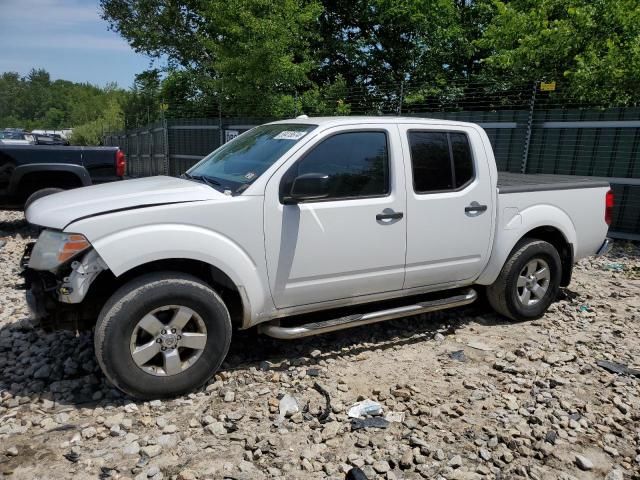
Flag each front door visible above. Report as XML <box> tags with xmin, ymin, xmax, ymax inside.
<box><xmin>264</xmin><ymin>126</ymin><xmax>407</xmax><ymax>308</ymax></box>
<box><xmin>399</xmin><ymin>125</ymin><xmax>494</xmax><ymax>288</ymax></box>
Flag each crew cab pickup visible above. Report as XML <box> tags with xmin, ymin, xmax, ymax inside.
<box><xmin>0</xmin><ymin>144</ymin><xmax>126</xmax><ymax>209</ymax></box>
<box><xmin>22</xmin><ymin>117</ymin><xmax>612</xmax><ymax>399</ymax></box>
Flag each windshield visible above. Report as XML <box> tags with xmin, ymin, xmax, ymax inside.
<box><xmin>186</xmin><ymin>123</ymin><xmax>316</xmax><ymax>193</ymax></box>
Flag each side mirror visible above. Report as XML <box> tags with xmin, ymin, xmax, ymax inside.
<box><xmin>284</xmin><ymin>173</ymin><xmax>330</xmax><ymax>204</ymax></box>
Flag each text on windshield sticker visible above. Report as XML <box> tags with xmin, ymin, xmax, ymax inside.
<box><xmin>273</xmin><ymin>131</ymin><xmax>307</xmax><ymax>140</ymax></box>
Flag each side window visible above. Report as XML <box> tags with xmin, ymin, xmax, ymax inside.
<box><xmin>408</xmin><ymin>131</ymin><xmax>474</xmax><ymax>193</ymax></box>
<box><xmin>281</xmin><ymin>131</ymin><xmax>389</xmax><ymax>201</ymax></box>
<box><xmin>450</xmin><ymin>133</ymin><xmax>473</xmax><ymax>188</ymax></box>
<box><xmin>408</xmin><ymin>132</ymin><xmax>452</xmax><ymax>191</ymax></box>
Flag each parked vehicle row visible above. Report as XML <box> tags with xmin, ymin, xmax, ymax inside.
<box><xmin>0</xmin><ymin>129</ymin><xmax>32</xmax><ymax>145</ymax></box>
<box><xmin>0</xmin><ymin>129</ymin><xmax>70</xmax><ymax>146</ymax></box>
<box><xmin>22</xmin><ymin>116</ymin><xmax>612</xmax><ymax>399</ymax></box>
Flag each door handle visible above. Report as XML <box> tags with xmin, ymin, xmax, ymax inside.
<box><xmin>376</xmin><ymin>211</ymin><xmax>404</xmax><ymax>221</ymax></box>
<box><xmin>465</xmin><ymin>202</ymin><xmax>487</xmax><ymax>213</ymax></box>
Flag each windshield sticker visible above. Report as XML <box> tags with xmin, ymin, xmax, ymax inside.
<box><xmin>244</xmin><ymin>171</ymin><xmax>256</xmax><ymax>180</ymax></box>
<box><xmin>273</xmin><ymin>130</ymin><xmax>307</xmax><ymax>140</ymax></box>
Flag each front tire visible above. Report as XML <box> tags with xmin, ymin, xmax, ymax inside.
<box><xmin>487</xmin><ymin>239</ymin><xmax>562</xmax><ymax>321</ymax></box>
<box><xmin>94</xmin><ymin>272</ymin><xmax>232</xmax><ymax>399</ymax></box>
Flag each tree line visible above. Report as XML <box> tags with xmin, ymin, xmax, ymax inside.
<box><xmin>2</xmin><ymin>0</ymin><xmax>638</xmax><ymax>144</ymax></box>
<box><xmin>0</xmin><ymin>69</ymin><xmax>126</xmax><ymax>145</ymax></box>
<box><xmin>102</xmin><ymin>0</ymin><xmax>640</xmax><ymax>124</ymax></box>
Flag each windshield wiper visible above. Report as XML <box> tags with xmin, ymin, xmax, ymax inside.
<box><xmin>184</xmin><ymin>173</ymin><xmax>222</xmax><ymax>189</ymax></box>
<box><xmin>234</xmin><ymin>183</ymin><xmax>252</xmax><ymax>194</ymax></box>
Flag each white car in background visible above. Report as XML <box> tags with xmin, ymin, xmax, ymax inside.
<box><xmin>0</xmin><ymin>130</ymin><xmax>33</xmax><ymax>145</ymax></box>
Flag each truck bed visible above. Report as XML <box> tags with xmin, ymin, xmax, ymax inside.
<box><xmin>497</xmin><ymin>172</ymin><xmax>610</xmax><ymax>194</ymax></box>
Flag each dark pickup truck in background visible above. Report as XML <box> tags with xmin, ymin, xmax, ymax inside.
<box><xmin>0</xmin><ymin>144</ymin><xmax>126</xmax><ymax>209</ymax></box>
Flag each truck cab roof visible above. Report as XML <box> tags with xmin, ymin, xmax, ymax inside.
<box><xmin>268</xmin><ymin>116</ymin><xmax>480</xmax><ymax>129</ymax></box>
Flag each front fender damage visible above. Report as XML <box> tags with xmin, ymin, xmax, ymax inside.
<box><xmin>59</xmin><ymin>249</ymin><xmax>108</xmax><ymax>304</ymax></box>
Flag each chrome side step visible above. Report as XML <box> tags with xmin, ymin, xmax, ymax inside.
<box><xmin>258</xmin><ymin>289</ymin><xmax>477</xmax><ymax>340</ymax></box>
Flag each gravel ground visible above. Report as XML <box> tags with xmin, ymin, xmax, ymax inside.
<box><xmin>1</xmin><ymin>210</ymin><xmax>639</xmax><ymax>480</ymax></box>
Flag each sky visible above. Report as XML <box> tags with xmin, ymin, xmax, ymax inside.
<box><xmin>0</xmin><ymin>0</ymin><xmax>160</xmax><ymax>88</ymax></box>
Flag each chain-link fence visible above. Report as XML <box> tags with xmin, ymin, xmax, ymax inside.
<box><xmin>105</xmin><ymin>80</ymin><xmax>640</xmax><ymax>239</ymax></box>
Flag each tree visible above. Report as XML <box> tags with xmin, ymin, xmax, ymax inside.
<box><xmin>121</xmin><ymin>69</ymin><xmax>163</xmax><ymax>126</ymax></box>
<box><xmin>477</xmin><ymin>0</ymin><xmax>640</xmax><ymax>104</ymax></box>
<box><xmin>69</xmin><ymin>100</ymin><xmax>125</xmax><ymax>145</ymax></box>
<box><xmin>0</xmin><ymin>69</ymin><xmax>128</xmax><ymax>140</ymax></box>
<box><xmin>43</xmin><ymin>107</ymin><xmax>66</xmax><ymax>128</ymax></box>
<box><xmin>313</xmin><ymin>0</ymin><xmax>465</xmax><ymax>86</ymax></box>
<box><xmin>100</xmin><ymin>0</ymin><xmax>322</xmax><ymax>115</ymax></box>
<box><xmin>101</xmin><ymin>0</ymin><xmax>640</xmax><ymax>118</ymax></box>
<box><xmin>101</xmin><ymin>0</ymin><xmax>515</xmax><ymax>116</ymax></box>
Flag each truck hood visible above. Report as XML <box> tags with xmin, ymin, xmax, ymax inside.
<box><xmin>26</xmin><ymin>176</ymin><xmax>225</xmax><ymax>229</ymax></box>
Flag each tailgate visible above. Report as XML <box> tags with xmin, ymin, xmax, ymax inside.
<box><xmin>81</xmin><ymin>147</ymin><xmax>120</xmax><ymax>182</ymax></box>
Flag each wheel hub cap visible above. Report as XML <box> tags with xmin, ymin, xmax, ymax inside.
<box><xmin>160</xmin><ymin>332</ymin><xmax>179</xmax><ymax>348</ymax></box>
<box><xmin>129</xmin><ymin>305</ymin><xmax>208</xmax><ymax>377</ymax></box>
<box><xmin>516</xmin><ymin>258</ymin><xmax>551</xmax><ymax>307</ymax></box>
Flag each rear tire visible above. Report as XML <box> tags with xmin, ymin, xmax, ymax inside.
<box><xmin>94</xmin><ymin>272</ymin><xmax>232</xmax><ymax>399</ymax></box>
<box><xmin>487</xmin><ymin>239</ymin><xmax>562</xmax><ymax>321</ymax></box>
<box><xmin>24</xmin><ymin>187</ymin><xmax>64</xmax><ymax>211</ymax></box>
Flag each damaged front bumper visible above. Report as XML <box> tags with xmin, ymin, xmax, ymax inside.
<box><xmin>21</xmin><ymin>243</ymin><xmax>60</xmax><ymax>321</ymax></box>
<box><xmin>20</xmin><ymin>242</ymin><xmax>107</xmax><ymax>329</ymax></box>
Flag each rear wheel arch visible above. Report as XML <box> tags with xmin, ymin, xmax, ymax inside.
<box><xmin>519</xmin><ymin>226</ymin><xmax>573</xmax><ymax>286</ymax></box>
<box><xmin>11</xmin><ymin>165</ymin><xmax>90</xmax><ymax>199</ymax></box>
<box><xmin>477</xmin><ymin>206</ymin><xmax>577</xmax><ymax>287</ymax></box>
<box><xmin>487</xmin><ymin>238</ymin><xmax>563</xmax><ymax>321</ymax></box>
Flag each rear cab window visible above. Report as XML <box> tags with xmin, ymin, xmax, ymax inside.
<box><xmin>408</xmin><ymin>130</ymin><xmax>475</xmax><ymax>194</ymax></box>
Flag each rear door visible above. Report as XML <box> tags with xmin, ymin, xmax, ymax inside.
<box><xmin>264</xmin><ymin>125</ymin><xmax>407</xmax><ymax>308</ymax></box>
<box><xmin>399</xmin><ymin>125</ymin><xmax>494</xmax><ymax>288</ymax></box>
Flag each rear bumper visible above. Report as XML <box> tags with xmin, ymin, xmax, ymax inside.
<box><xmin>596</xmin><ymin>238</ymin><xmax>613</xmax><ymax>256</ymax></box>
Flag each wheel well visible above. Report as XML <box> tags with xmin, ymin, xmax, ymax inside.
<box><xmin>19</xmin><ymin>171</ymin><xmax>82</xmax><ymax>198</ymax></box>
<box><xmin>85</xmin><ymin>259</ymin><xmax>245</xmax><ymax>329</ymax></box>
<box><xmin>522</xmin><ymin>226</ymin><xmax>573</xmax><ymax>286</ymax></box>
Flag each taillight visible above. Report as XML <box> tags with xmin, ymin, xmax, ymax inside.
<box><xmin>116</xmin><ymin>149</ymin><xmax>126</xmax><ymax>177</ymax></box>
<box><xmin>605</xmin><ymin>189</ymin><xmax>614</xmax><ymax>225</ymax></box>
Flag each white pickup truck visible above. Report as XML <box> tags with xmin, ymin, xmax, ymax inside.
<box><xmin>23</xmin><ymin>116</ymin><xmax>612</xmax><ymax>399</ymax></box>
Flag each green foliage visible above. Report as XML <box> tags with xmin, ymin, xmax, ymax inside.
<box><xmin>2</xmin><ymin>0</ymin><xmax>637</xmax><ymax>135</ymax></box>
<box><xmin>100</xmin><ymin>0</ymin><xmax>322</xmax><ymax>116</ymax></box>
<box><xmin>312</xmin><ymin>0</ymin><xmax>474</xmax><ymax>86</ymax></box>
<box><xmin>101</xmin><ymin>0</ymin><xmax>639</xmax><ymax>113</ymax></box>
<box><xmin>477</xmin><ymin>0</ymin><xmax>640</xmax><ymax>104</ymax></box>
<box><xmin>200</xmin><ymin>0</ymin><xmax>322</xmax><ymax>113</ymax></box>
<box><xmin>68</xmin><ymin>100</ymin><xmax>125</xmax><ymax>145</ymax></box>
<box><xmin>0</xmin><ymin>69</ymin><xmax>128</xmax><ymax>136</ymax></box>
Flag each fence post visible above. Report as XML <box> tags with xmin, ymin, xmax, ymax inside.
<box><xmin>137</xmin><ymin>129</ymin><xmax>142</xmax><ymax>176</ymax></box>
<box><xmin>397</xmin><ymin>81</ymin><xmax>404</xmax><ymax>116</ymax></box>
<box><xmin>149</xmin><ymin>129</ymin><xmax>153</xmax><ymax>175</ymax></box>
<box><xmin>162</xmin><ymin>118</ymin><xmax>169</xmax><ymax>176</ymax></box>
<box><xmin>520</xmin><ymin>81</ymin><xmax>538</xmax><ymax>173</ymax></box>
<box><xmin>218</xmin><ymin>100</ymin><xmax>223</xmax><ymax>146</ymax></box>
